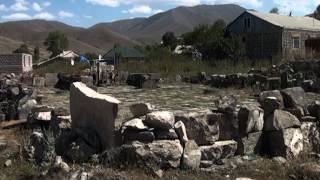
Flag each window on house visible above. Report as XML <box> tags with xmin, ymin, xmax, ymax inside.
<box><xmin>244</xmin><ymin>17</ymin><xmax>251</xmax><ymax>29</ymax></box>
<box><xmin>247</xmin><ymin>18</ymin><xmax>251</xmax><ymax>28</ymax></box>
<box><xmin>293</xmin><ymin>36</ymin><xmax>300</xmax><ymax>48</ymax></box>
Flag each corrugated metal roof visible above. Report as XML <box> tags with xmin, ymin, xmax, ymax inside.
<box><xmin>247</xmin><ymin>11</ymin><xmax>320</xmax><ymax>31</ymax></box>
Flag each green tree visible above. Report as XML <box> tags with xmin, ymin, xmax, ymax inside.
<box><xmin>162</xmin><ymin>31</ymin><xmax>178</xmax><ymax>51</ymax></box>
<box><xmin>270</xmin><ymin>7</ymin><xmax>279</xmax><ymax>14</ymax></box>
<box><xmin>182</xmin><ymin>19</ymin><xmax>244</xmax><ymax>60</ymax></box>
<box><xmin>314</xmin><ymin>5</ymin><xmax>320</xmax><ymax>20</ymax></box>
<box><xmin>44</xmin><ymin>31</ymin><xmax>69</xmax><ymax>58</ymax></box>
<box><xmin>13</xmin><ymin>44</ymin><xmax>31</xmax><ymax>54</ymax></box>
<box><xmin>33</xmin><ymin>46</ymin><xmax>40</xmax><ymax>63</ymax></box>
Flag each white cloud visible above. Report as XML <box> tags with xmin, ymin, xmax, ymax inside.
<box><xmin>2</xmin><ymin>11</ymin><xmax>56</xmax><ymax>21</ymax></box>
<box><xmin>125</xmin><ymin>5</ymin><xmax>164</xmax><ymax>15</ymax></box>
<box><xmin>33</xmin><ymin>12</ymin><xmax>55</xmax><ymax>20</ymax></box>
<box><xmin>0</xmin><ymin>4</ymin><xmax>8</xmax><ymax>11</ymax></box>
<box><xmin>83</xmin><ymin>15</ymin><xmax>93</xmax><ymax>19</ymax></box>
<box><xmin>128</xmin><ymin>5</ymin><xmax>152</xmax><ymax>14</ymax></box>
<box><xmin>85</xmin><ymin>0</ymin><xmax>200</xmax><ymax>7</ymax></box>
<box><xmin>2</xmin><ymin>13</ymin><xmax>31</xmax><ymax>20</ymax></box>
<box><xmin>273</xmin><ymin>0</ymin><xmax>320</xmax><ymax>15</ymax></box>
<box><xmin>43</xmin><ymin>1</ymin><xmax>51</xmax><ymax>7</ymax></box>
<box><xmin>85</xmin><ymin>0</ymin><xmax>119</xmax><ymax>7</ymax></box>
<box><xmin>10</xmin><ymin>0</ymin><xmax>29</xmax><ymax>11</ymax></box>
<box><xmin>153</xmin><ymin>9</ymin><xmax>164</xmax><ymax>14</ymax></box>
<box><xmin>203</xmin><ymin>0</ymin><xmax>262</xmax><ymax>8</ymax></box>
<box><xmin>32</xmin><ymin>2</ymin><xmax>42</xmax><ymax>12</ymax></box>
<box><xmin>58</xmin><ymin>11</ymin><xmax>74</xmax><ymax>18</ymax></box>
<box><xmin>85</xmin><ymin>0</ymin><xmax>263</xmax><ymax>10</ymax></box>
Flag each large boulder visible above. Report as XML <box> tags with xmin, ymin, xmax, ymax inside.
<box><xmin>200</xmin><ymin>140</ymin><xmax>237</xmax><ymax>161</ymax></box>
<box><xmin>130</xmin><ymin>103</ymin><xmax>155</xmax><ymax>117</ymax></box>
<box><xmin>122</xmin><ymin>118</ymin><xmax>148</xmax><ymax>131</ymax></box>
<box><xmin>126</xmin><ymin>73</ymin><xmax>160</xmax><ymax>89</ymax></box>
<box><xmin>307</xmin><ymin>101</ymin><xmax>320</xmax><ymax>120</ymax></box>
<box><xmin>45</xmin><ymin>73</ymin><xmax>58</xmax><ymax>87</ymax></box>
<box><xmin>24</xmin><ymin>132</ymin><xmax>55</xmax><ymax>166</ymax></box>
<box><xmin>175</xmin><ymin>110</ymin><xmax>219</xmax><ymax>146</ymax></box>
<box><xmin>144</xmin><ymin>111</ymin><xmax>175</xmax><ymax>130</ymax></box>
<box><xmin>123</xmin><ymin>130</ymin><xmax>155</xmax><ymax>143</ymax></box>
<box><xmin>265</xmin><ymin>128</ymin><xmax>303</xmax><ymax>158</ymax></box>
<box><xmin>70</xmin><ymin>82</ymin><xmax>120</xmax><ymax>150</ymax></box>
<box><xmin>309</xmin><ymin>124</ymin><xmax>320</xmax><ymax>153</ymax></box>
<box><xmin>301</xmin><ymin>122</ymin><xmax>316</xmax><ymax>150</ymax></box>
<box><xmin>124</xmin><ymin>140</ymin><xmax>183</xmax><ymax>169</ymax></box>
<box><xmin>56</xmin><ymin>74</ymin><xmax>81</xmax><ymax>90</ymax></box>
<box><xmin>238</xmin><ymin>105</ymin><xmax>264</xmax><ymax>136</ymax></box>
<box><xmin>281</xmin><ymin>87</ymin><xmax>306</xmax><ymax>109</ymax></box>
<box><xmin>259</xmin><ymin>90</ymin><xmax>284</xmax><ymax>107</ymax></box>
<box><xmin>154</xmin><ymin>129</ymin><xmax>178</xmax><ymax>140</ymax></box>
<box><xmin>18</xmin><ymin>99</ymin><xmax>37</xmax><ymax>119</ymax></box>
<box><xmin>259</xmin><ymin>90</ymin><xmax>284</xmax><ymax>115</ymax></box>
<box><xmin>236</xmin><ymin>132</ymin><xmax>263</xmax><ymax>156</ymax></box>
<box><xmin>264</xmin><ymin>110</ymin><xmax>301</xmax><ymax>131</ymax></box>
<box><xmin>182</xmin><ymin>140</ymin><xmax>201</xmax><ymax>170</ymax></box>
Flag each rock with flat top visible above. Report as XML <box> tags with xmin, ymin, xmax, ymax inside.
<box><xmin>264</xmin><ymin>110</ymin><xmax>301</xmax><ymax>131</ymax></box>
<box><xmin>144</xmin><ymin>111</ymin><xmax>175</xmax><ymax>130</ymax></box>
<box><xmin>175</xmin><ymin>110</ymin><xmax>219</xmax><ymax>146</ymax></box>
<box><xmin>122</xmin><ymin>118</ymin><xmax>148</xmax><ymax>131</ymax></box>
<box><xmin>124</xmin><ymin>140</ymin><xmax>183</xmax><ymax>169</ymax></box>
<box><xmin>238</xmin><ymin>105</ymin><xmax>264</xmax><ymax>136</ymax></box>
<box><xmin>200</xmin><ymin>140</ymin><xmax>237</xmax><ymax>161</ymax></box>
<box><xmin>70</xmin><ymin>82</ymin><xmax>120</xmax><ymax>150</ymax></box>
<box><xmin>281</xmin><ymin>87</ymin><xmax>306</xmax><ymax>108</ymax></box>
<box><xmin>265</xmin><ymin>128</ymin><xmax>303</xmax><ymax>158</ymax></box>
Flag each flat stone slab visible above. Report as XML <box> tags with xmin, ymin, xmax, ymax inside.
<box><xmin>70</xmin><ymin>82</ymin><xmax>120</xmax><ymax>150</ymax></box>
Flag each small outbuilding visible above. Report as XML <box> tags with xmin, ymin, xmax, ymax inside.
<box><xmin>0</xmin><ymin>53</ymin><xmax>33</xmax><ymax>73</ymax></box>
<box><xmin>103</xmin><ymin>47</ymin><xmax>145</xmax><ymax>69</ymax></box>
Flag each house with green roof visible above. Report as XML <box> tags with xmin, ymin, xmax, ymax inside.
<box><xmin>102</xmin><ymin>47</ymin><xmax>145</xmax><ymax>68</ymax></box>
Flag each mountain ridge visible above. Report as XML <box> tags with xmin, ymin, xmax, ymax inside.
<box><xmin>0</xmin><ymin>4</ymin><xmax>246</xmax><ymax>57</ymax></box>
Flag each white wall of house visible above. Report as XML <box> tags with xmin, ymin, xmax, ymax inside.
<box><xmin>22</xmin><ymin>54</ymin><xmax>33</xmax><ymax>72</ymax></box>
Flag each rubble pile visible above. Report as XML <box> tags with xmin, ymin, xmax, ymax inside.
<box><xmin>126</xmin><ymin>73</ymin><xmax>160</xmax><ymax>89</ymax></box>
<box><xmin>185</xmin><ymin>61</ymin><xmax>320</xmax><ymax>93</ymax></box>
<box><xmin>0</xmin><ymin>73</ymin><xmax>37</xmax><ymax>121</ymax></box>
<box><xmin>2</xmin><ymin>78</ymin><xmax>320</xmax><ymax>178</ymax></box>
<box><xmin>109</xmin><ymin>86</ymin><xmax>320</xmax><ymax>174</ymax></box>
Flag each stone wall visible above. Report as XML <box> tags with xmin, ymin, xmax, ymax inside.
<box><xmin>282</xmin><ymin>29</ymin><xmax>320</xmax><ymax>60</ymax></box>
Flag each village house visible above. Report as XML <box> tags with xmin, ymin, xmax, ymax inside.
<box><xmin>103</xmin><ymin>47</ymin><xmax>145</xmax><ymax>70</ymax></box>
<box><xmin>227</xmin><ymin>11</ymin><xmax>320</xmax><ymax>60</ymax></box>
<box><xmin>0</xmin><ymin>53</ymin><xmax>33</xmax><ymax>73</ymax></box>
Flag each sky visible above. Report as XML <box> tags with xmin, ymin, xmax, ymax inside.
<box><xmin>0</xmin><ymin>0</ymin><xmax>319</xmax><ymax>27</ymax></box>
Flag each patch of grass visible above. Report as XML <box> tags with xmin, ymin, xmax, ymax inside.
<box><xmin>118</xmin><ymin>48</ymin><xmax>272</xmax><ymax>79</ymax></box>
<box><xmin>0</xmin><ymin>155</ymin><xmax>38</xmax><ymax>180</ymax></box>
<box><xmin>33</xmin><ymin>60</ymin><xmax>90</xmax><ymax>76</ymax></box>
